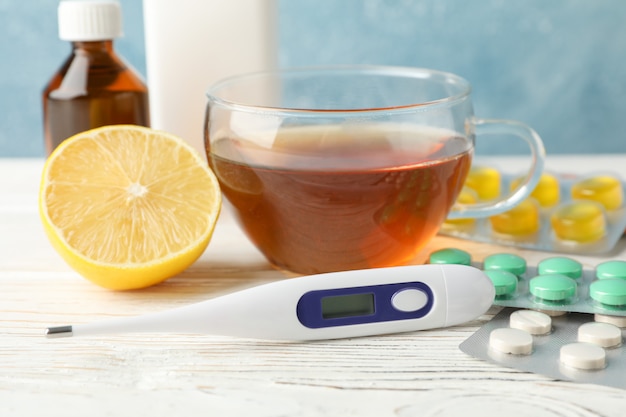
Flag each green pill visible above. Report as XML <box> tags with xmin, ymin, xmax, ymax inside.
<box><xmin>485</xmin><ymin>270</ymin><xmax>517</xmax><ymax>297</ymax></box>
<box><xmin>589</xmin><ymin>279</ymin><xmax>626</xmax><ymax>306</ymax></box>
<box><xmin>483</xmin><ymin>253</ymin><xmax>527</xmax><ymax>276</ymax></box>
<box><xmin>529</xmin><ymin>274</ymin><xmax>577</xmax><ymax>302</ymax></box>
<box><xmin>429</xmin><ymin>248</ymin><xmax>471</xmax><ymax>265</ymax></box>
<box><xmin>538</xmin><ymin>257</ymin><xmax>583</xmax><ymax>279</ymax></box>
<box><xmin>596</xmin><ymin>260</ymin><xmax>626</xmax><ymax>280</ymax></box>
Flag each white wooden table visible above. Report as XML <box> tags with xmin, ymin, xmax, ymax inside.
<box><xmin>2</xmin><ymin>156</ymin><xmax>626</xmax><ymax>416</ymax></box>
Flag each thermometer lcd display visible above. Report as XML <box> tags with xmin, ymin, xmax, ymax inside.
<box><xmin>321</xmin><ymin>293</ymin><xmax>375</xmax><ymax>319</ymax></box>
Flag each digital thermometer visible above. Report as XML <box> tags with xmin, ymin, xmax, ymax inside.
<box><xmin>45</xmin><ymin>264</ymin><xmax>495</xmax><ymax>341</ymax></box>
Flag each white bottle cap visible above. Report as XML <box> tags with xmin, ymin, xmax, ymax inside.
<box><xmin>58</xmin><ymin>0</ymin><xmax>123</xmax><ymax>41</ymax></box>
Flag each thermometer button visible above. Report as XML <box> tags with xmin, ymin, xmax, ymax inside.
<box><xmin>391</xmin><ymin>288</ymin><xmax>429</xmax><ymax>313</ymax></box>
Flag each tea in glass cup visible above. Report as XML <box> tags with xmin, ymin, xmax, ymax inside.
<box><xmin>205</xmin><ymin>66</ymin><xmax>544</xmax><ymax>274</ymax></box>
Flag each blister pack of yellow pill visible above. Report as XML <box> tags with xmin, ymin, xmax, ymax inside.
<box><xmin>441</xmin><ymin>167</ymin><xmax>626</xmax><ymax>254</ymax></box>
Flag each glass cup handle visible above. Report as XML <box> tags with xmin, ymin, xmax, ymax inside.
<box><xmin>446</xmin><ymin>117</ymin><xmax>546</xmax><ymax>220</ymax></box>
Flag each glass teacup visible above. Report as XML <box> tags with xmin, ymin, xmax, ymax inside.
<box><xmin>204</xmin><ymin>66</ymin><xmax>544</xmax><ymax>274</ymax></box>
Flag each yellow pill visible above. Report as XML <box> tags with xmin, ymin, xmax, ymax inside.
<box><xmin>511</xmin><ymin>173</ymin><xmax>560</xmax><ymax>207</ymax></box>
<box><xmin>551</xmin><ymin>201</ymin><xmax>606</xmax><ymax>243</ymax></box>
<box><xmin>444</xmin><ymin>186</ymin><xmax>478</xmax><ymax>227</ymax></box>
<box><xmin>465</xmin><ymin>166</ymin><xmax>501</xmax><ymax>200</ymax></box>
<box><xmin>571</xmin><ymin>176</ymin><xmax>623</xmax><ymax>210</ymax></box>
<box><xmin>490</xmin><ymin>198</ymin><xmax>540</xmax><ymax>236</ymax></box>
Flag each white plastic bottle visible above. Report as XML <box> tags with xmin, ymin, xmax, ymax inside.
<box><xmin>142</xmin><ymin>0</ymin><xmax>277</xmax><ymax>156</ymax></box>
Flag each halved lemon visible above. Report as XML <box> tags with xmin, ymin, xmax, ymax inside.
<box><xmin>39</xmin><ymin>125</ymin><xmax>222</xmax><ymax>290</ymax></box>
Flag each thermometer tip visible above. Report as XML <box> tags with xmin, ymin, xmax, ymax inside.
<box><xmin>45</xmin><ymin>325</ymin><xmax>73</xmax><ymax>338</ymax></box>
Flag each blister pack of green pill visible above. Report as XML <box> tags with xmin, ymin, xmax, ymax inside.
<box><xmin>429</xmin><ymin>248</ymin><xmax>626</xmax><ymax>317</ymax></box>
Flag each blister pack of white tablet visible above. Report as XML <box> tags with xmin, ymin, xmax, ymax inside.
<box><xmin>460</xmin><ymin>308</ymin><xmax>626</xmax><ymax>389</ymax></box>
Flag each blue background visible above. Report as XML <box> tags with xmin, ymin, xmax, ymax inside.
<box><xmin>2</xmin><ymin>0</ymin><xmax>626</xmax><ymax>157</ymax></box>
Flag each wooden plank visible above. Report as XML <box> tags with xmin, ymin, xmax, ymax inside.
<box><xmin>1</xmin><ymin>158</ymin><xmax>625</xmax><ymax>416</ymax></box>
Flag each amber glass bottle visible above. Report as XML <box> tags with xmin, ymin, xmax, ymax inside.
<box><xmin>42</xmin><ymin>0</ymin><xmax>149</xmax><ymax>155</ymax></box>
